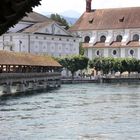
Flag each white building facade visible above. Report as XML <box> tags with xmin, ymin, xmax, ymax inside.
<box><xmin>0</xmin><ymin>12</ymin><xmax>80</xmax><ymax>57</ymax></box>
<box><xmin>70</xmin><ymin>0</ymin><xmax>140</xmax><ymax>60</ymax></box>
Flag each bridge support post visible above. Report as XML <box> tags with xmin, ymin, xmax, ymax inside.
<box><xmin>16</xmin><ymin>83</ymin><xmax>26</xmax><ymax>92</ymax></box>
<box><xmin>3</xmin><ymin>84</ymin><xmax>11</xmax><ymax>94</ymax></box>
<box><xmin>57</xmin><ymin>80</ymin><xmax>61</xmax><ymax>87</ymax></box>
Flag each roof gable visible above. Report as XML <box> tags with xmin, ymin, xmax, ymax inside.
<box><xmin>23</xmin><ymin>22</ymin><xmax>72</xmax><ymax>36</ymax></box>
<box><xmin>22</xmin><ymin>11</ymin><xmax>51</xmax><ymax>23</ymax></box>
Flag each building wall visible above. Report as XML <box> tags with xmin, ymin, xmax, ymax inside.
<box><xmin>0</xmin><ymin>33</ymin><xmax>80</xmax><ymax>57</ymax></box>
<box><xmin>73</xmin><ymin>28</ymin><xmax>140</xmax><ymax>60</ymax></box>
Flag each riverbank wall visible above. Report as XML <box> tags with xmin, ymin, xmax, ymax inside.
<box><xmin>62</xmin><ymin>78</ymin><xmax>100</xmax><ymax>84</ymax></box>
<box><xmin>102</xmin><ymin>77</ymin><xmax>140</xmax><ymax>83</ymax></box>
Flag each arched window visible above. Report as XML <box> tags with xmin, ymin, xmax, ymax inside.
<box><xmin>116</xmin><ymin>35</ymin><xmax>122</xmax><ymax>42</ymax></box>
<box><xmin>100</xmin><ymin>35</ymin><xmax>106</xmax><ymax>42</ymax></box>
<box><xmin>84</xmin><ymin>36</ymin><xmax>90</xmax><ymax>43</ymax></box>
<box><xmin>96</xmin><ymin>50</ymin><xmax>100</xmax><ymax>56</ymax></box>
<box><xmin>133</xmin><ymin>34</ymin><xmax>139</xmax><ymax>41</ymax></box>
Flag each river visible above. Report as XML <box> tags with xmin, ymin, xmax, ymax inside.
<box><xmin>0</xmin><ymin>83</ymin><xmax>140</xmax><ymax>140</ymax></box>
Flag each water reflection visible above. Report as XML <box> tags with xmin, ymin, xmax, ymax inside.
<box><xmin>0</xmin><ymin>83</ymin><xmax>140</xmax><ymax>140</ymax></box>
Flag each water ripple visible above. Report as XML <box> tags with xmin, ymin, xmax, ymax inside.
<box><xmin>0</xmin><ymin>83</ymin><xmax>140</xmax><ymax>140</ymax></box>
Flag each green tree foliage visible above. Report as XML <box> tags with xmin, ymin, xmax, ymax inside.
<box><xmin>50</xmin><ymin>14</ymin><xmax>70</xmax><ymax>30</ymax></box>
<box><xmin>102</xmin><ymin>57</ymin><xmax>114</xmax><ymax>74</ymax></box>
<box><xmin>113</xmin><ymin>58</ymin><xmax>123</xmax><ymax>73</ymax></box>
<box><xmin>89</xmin><ymin>57</ymin><xmax>139</xmax><ymax>75</ymax></box>
<box><xmin>57</xmin><ymin>55</ymin><xmax>89</xmax><ymax>78</ymax></box>
<box><xmin>0</xmin><ymin>0</ymin><xmax>41</xmax><ymax>35</ymax></box>
<box><xmin>89</xmin><ymin>57</ymin><xmax>103</xmax><ymax>72</ymax></box>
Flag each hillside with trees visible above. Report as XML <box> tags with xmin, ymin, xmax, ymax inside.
<box><xmin>50</xmin><ymin>14</ymin><xmax>70</xmax><ymax>30</ymax></box>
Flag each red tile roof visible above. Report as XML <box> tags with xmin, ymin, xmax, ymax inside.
<box><xmin>70</xmin><ymin>7</ymin><xmax>140</xmax><ymax>31</ymax></box>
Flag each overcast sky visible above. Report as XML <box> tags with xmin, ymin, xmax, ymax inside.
<box><xmin>34</xmin><ymin>0</ymin><xmax>140</xmax><ymax>14</ymax></box>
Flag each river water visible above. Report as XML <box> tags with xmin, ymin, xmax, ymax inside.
<box><xmin>0</xmin><ymin>83</ymin><xmax>140</xmax><ymax>140</ymax></box>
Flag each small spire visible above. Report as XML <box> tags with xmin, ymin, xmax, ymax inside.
<box><xmin>86</xmin><ymin>0</ymin><xmax>92</xmax><ymax>12</ymax></box>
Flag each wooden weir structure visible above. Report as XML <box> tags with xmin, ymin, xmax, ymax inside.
<box><xmin>0</xmin><ymin>51</ymin><xmax>62</xmax><ymax>95</ymax></box>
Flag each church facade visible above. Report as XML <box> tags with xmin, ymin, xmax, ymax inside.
<box><xmin>69</xmin><ymin>0</ymin><xmax>140</xmax><ymax>60</ymax></box>
<box><xmin>0</xmin><ymin>12</ymin><xmax>80</xmax><ymax>57</ymax></box>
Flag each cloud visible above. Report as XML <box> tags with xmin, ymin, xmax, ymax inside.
<box><xmin>34</xmin><ymin>0</ymin><xmax>140</xmax><ymax>14</ymax></box>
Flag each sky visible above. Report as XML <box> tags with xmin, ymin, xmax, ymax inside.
<box><xmin>34</xmin><ymin>0</ymin><xmax>140</xmax><ymax>15</ymax></box>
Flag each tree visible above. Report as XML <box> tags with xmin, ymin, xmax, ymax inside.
<box><xmin>89</xmin><ymin>57</ymin><xmax>103</xmax><ymax>73</ymax></box>
<box><xmin>57</xmin><ymin>55</ymin><xmax>89</xmax><ymax>79</ymax></box>
<box><xmin>102</xmin><ymin>57</ymin><xmax>114</xmax><ymax>74</ymax></box>
<box><xmin>135</xmin><ymin>60</ymin><xmax>140</xmax><ymax>73</ymax></box>
<box><xmin>89</xmin><ymin>57</ymin><xmax>140</xmax><ymax>76</ymax></box>
<box><xmin>50</xmin><ymin>14</ymin><xmax>70</xmax><ymax>30</ymax></box>
<box><xmin>0</xmin><ymin>0</ymin><xmax>41</xmax><ymax>35</ymax></box>
<box><xmin>113</xmin><ymin>58</ymin><xmax>123</xmax><ymax>73</ymax></box>
<box><xmin>121</xmin><ymin>58</ymin><xmax>137</xmax><ymax>74</ymax></box>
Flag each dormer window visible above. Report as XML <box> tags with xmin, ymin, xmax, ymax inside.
<box><xmin>119</xmin><ymin>17</ymin><xmax>124</xmax><ymax>22</ymax></box>
<box><xmin>89</xmin><ymin>18</ymin><xmax>94</xmax><ymax>24</ymax></box>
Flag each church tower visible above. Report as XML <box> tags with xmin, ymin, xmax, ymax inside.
<box><xmin>86</xmin><ymin>0</ymin><xmax>92</xmax><ymax>12</ymax></box>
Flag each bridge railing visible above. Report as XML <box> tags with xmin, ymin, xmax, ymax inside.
<box><xmin>0</xmin><ymin>72</ymin><xmax>61</xmax><ymax>80</ymax></box>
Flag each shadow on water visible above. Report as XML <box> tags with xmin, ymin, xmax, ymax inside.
<box><xmin>0</xmin><ymin>87</ymin><xmax>61</xmax><ymax>101</ymax></box>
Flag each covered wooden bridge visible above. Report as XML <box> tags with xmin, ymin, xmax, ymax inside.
<box><xmin>0</xmin><ymin>51</ymin><xmax>62</xmax><ymax>95</ymax></box>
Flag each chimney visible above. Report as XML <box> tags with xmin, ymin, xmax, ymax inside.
<box><xmin>86</xmin><ymin>0</ymin><xmax>92</xmax><ymax>12</ymax></box>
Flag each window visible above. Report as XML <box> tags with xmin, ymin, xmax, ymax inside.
<box><xmin>46</xmin><ymin>29</ymin><xmax>49</xmax><ymax>33</ymax></box>
<box><xmin>89</xmin><ymin>18</ymin><xmax>94</xmax><ymax>24</ymax></box>
<box><xmin>119</xmin><ymin>17</ymin><xmax>124</xmax><ymax>22</ymax></box>
<box><xmin>96</xmin><ymin>50</ymin><xmax>100</xmax><ymax>56</ymax></box>
<box><xmin>113</xmin><ymin>50</ymin><xmax>117</xmax><ymax>55</ymax></box>
<box><xmin>133</xmin><ymin>34</ymin><xmax>139</xmax><ymax>41</ymax></box>
<box><xmin>130</xmin><ymin>49</ymin><xmax>134</xmax><ymax>56</ymax></box>
<box><xmin>100</xmin><ymin>35</ymin><xmax>106</xmax><ymax>42</ymax></box>
<box><xmin>10</xmin><ymin>46</ymin><xmax>13</xmax><ymax>51</ymax></box>
<box><xmin>84</xmin><ymin>36</ymin><xmax>90</xmax><ymax>43</ymax></box>
<box><xmin>116</xmin><ymin>35</ymin><xmax>122</xmax><ymax>42</ymax></box>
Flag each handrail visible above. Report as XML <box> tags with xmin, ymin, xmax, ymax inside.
<box><xmin>0</xmin><ymin>72</ymin><xmax>61</xmax><ymax>80</ymax></box>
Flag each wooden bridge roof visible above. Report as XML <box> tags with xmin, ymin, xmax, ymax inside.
<box><xmin>0</xmin><ymin>51</ymin><xmax>61</xmax><ymax>67</ymax></box>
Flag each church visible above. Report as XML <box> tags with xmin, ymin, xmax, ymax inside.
<box><xmin>0</xmin><ymin>12</ymin><xmax>80</xmax><ymax>57</ymax></box>
<box><xmin>69</xmin><ymin>0</ymin><xmax>140</xmax><ymax>60</ymax></box>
